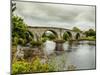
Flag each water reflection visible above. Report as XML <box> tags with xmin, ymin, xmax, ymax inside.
<box><xmin>43</xmin><ymin>40</ymin><xmax>56</xmax><ymax>55</ymax></box>
<box><xmin>43</xmin><ymin>40</ymin><xmax>96</xmax><ymax>70</ymax></box>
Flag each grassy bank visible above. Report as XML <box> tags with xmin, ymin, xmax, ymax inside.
<box><xmin>12</xmin><ymin>57</ymin><xmax>56</xmax><ymax>75</ymax></box>
<box><xmin>79</xmin><ymin>36</ymin><xmax>96</xmax><ymax>41</ymax></box>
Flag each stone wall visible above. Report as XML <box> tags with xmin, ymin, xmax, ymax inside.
<box><xmin>28</xmin><ymin>26</ymin><xmax>85</xmax><ymax>40</ymax></box>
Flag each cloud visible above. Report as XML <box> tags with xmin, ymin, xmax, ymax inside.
<box><xmin>13</xmin><ymin>1</ymin><xmax>95</xmax><ymax>30</ymax></box>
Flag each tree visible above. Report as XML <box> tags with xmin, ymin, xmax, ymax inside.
<box><xmin>12</xmin><ymin>16</ymin><xmax>27</xmax><ymax>45</ymax></box>
<box><xmin>12</xmin><ymin>2</ymin><xmax>34</xmax><ymax>45</ymax></box>
<box><xmin>72</xmin><ymin>27</ymin><xmax>81</xmax><ymax>32</ymax></box>
<box><xmin>12</xmin><ymin>16</ymin><xmax>34</xmax><ymax>45</ymax></box>
<box><xmin>85</xmin><ymin>29</ymin><xmax>96</xmax><ymax>37</ymax></box>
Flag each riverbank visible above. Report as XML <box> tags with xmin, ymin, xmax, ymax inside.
<box><xmin>11</xmin><ymin>40</ymin><xmax>96</xmax><ymax>74</ymax></box>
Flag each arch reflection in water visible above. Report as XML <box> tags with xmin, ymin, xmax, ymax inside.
<box><xmin>43</xmin><ymin>40</ymin><xmax>56</xmax><ymax>55</ymax></box>
<box><xmin>43</xmin><ymin>41</ymin><xmax>95</xmax><ymax>70</ymax></box>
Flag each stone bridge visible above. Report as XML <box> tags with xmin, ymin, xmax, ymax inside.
<box><xmin>28</xmin><ymin>26</ymin><xmax>85</xmax><ymax>41</ymax></box>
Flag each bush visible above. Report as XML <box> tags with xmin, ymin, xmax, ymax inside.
<box><xmin>72</xmin><ymin>27</ymin><xmax>81</xmax><ymax>32</ymax></box>
<box><xmin>85</xmin><ymin>29</ymin><xmax>96</xmax><ymax>37</ymax></box>
<box><xmin>30</xmin><ymin>57</ymin><xmax>49</xmax><ymax>72</ymax></box>
<box><xmin>42</xmin><ymin>33</ymin><xmax>56</xmax><ymax>41</ymax></box>
<box><xmin>31</xmin><ymin>40</ymin><xmax>42</xmax><ymax>47</ymax></box>
<box><xmin>12</xmin><ymin>57</ymin><xmax>57</xmax><ymax>74</ymax></box>
<box><xmin>12</xmin><ymin>61</ymin><xmax>30</xmax><ymax>75</ymax></box>
<box><xmin>18</xmin><ymin>38</ymin><xmax>26</xmax><ymax>45</ymax></box>
<box><xmin>41</xmin><ymin>37</ymin><xmax>49</xmax><ymax>42</ymax></box>
<box><xmin>12</xmin><ymin>37</ymin><xmax>18</xmax><ymax>46</ymax></box>
<box><xmin>80</xmin><ymin>36</ymin><xmax>96</xmax><ymax>41</ymax></box>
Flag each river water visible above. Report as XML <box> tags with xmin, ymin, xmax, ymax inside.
<box><xmin>43</xmin><ymin>40</ymin><xmax>96</xmax><ymax>71</ymax></box>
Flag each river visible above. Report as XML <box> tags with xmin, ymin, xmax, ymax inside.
<box><xmin>43</xmin><ymin>40</ymin><xmax>96</xmax><ymax>71</ymax></box>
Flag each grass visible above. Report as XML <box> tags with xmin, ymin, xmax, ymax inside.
<box><xmin>79</xmin><ymin>36</ymin><xmax>96</xmax><ymax>41</ymax></box>
<box><xmin>12</xmin><ymin>57</ymin><xmax>57</xmax><ymax>75</ymax></box>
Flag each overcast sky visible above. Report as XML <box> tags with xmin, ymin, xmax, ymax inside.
<box><xmin>13</xmin><ymin>1</ymin><xmax>95</xmax><ymax>30</ymax></box>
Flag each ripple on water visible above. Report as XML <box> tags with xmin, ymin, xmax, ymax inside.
<box><xmin>43</xmin><ymin>40</ymin><xmax>96</xmax><ymax>70</ymax></box>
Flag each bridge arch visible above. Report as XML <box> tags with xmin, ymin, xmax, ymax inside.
<box><xmin>75</xmin><ymin>32</ymin><xmax>80</xmax><ymax>40</ymax></box>
<box><xmin>42</xmin><ymin>30</ymin><xmax>58</xmax><ymax>41</ymax></box>
<box><xmin>63</xmin><ymin>31</ymin><xmax>72</xmax><ymax>40</ymax></box>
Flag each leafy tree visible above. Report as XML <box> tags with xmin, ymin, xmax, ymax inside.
<box><xmin>72</xmin><ymin>27</ymin><xmax>81</xmax><ymax>32</ymax></box>
<box><xmin>85</xmin><ymin>29</ymin><xmax>96</xmax><ymax>37</ymax></box>
<box><xmin>12</xmin><ymin>16</ymin><xmax>27</xmax><ymax>37</ymax></box>
<box><xmin>12</xmin><ymin>16</ymin><xmax>33</xmax><ymax>45</ymax></box>
<box><xmin>12</xmin><ymin>2</ymin><xmax>34</xmax><ymax>46</ymax></box>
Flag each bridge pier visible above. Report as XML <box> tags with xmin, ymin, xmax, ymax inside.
<box><xmin>54</xmin><ymin>40</ymin><xmax>65</xmax><ymax>51</ymax></box>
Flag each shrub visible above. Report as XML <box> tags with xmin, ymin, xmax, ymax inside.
<box><xmin>18</xmin><ymin>38</ymin><xmax>25</xmax><ymax>45</ymax></box>
<box><xmin>31</xmin><ymin>57</ymin><xmax>57</xmax><ymax>72</ymax></box>
<box><xmin>41</xmin><ymin>37</ymin><xmax>49</xmax><ymax>42</ymax></box>
<box><xmin>42</xmin><ymin>32</ymin><xmax>56</xmax><ymax>41</ymax></box>
<box><xmin>31</xmin><ymin>40</ymin><xmax>42</xmax><ymax>47</ymax></box>
<box><xmin>12</xmin><ymin>37</ymin><xmax>18</xmax><ymax>46</ymax></box>
<box><xmin>12</xmin><ymin>57</ymin><xmax>57</xmax><ymax>74</ymax></box>
<box><xmin>12</xmin><ymin>61</ymin><xmax>30</xmax><ymax>75</ymax></box>
<box><xmin>72</xmin><ymin>27</ymin><xmax>81</xmax><ymax>32</ymax></box>
<box><xmin>85</xmin><ymin>29</ymin><xmax>96</xmax><ymax>37</ymax></box>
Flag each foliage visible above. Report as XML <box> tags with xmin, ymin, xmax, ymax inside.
<box><xmin>12</xmin><ymin>37</ymin><xmax>19</xmax><ymax>46</ymax></box>
<box><xmin>25</xmin><ymin>31</ymin><xmax>34</xmax><ymax>43</ymax></box>
<box><xmin>41</xmin><ymin>37</ymin><xmax>49</xmax><ymax>42</ymax></box>
<box><xmin>12</xmin><ymin>57</ymin><xmax>56</xmax><ymax>75</ymax></box>
<box><xmin>12</xmin><ymin>60</ymin><xmax>30</xmax><ymax>75</ymax></box>
<box><xmin>30</xmin><ymin>57</ymin><xmax>50</xmax><ymax>72</ymax></box>
<box><xmin>12</xmin><ymin>16</ymin><xmax>27</xmax><ymax>38</ymax></box>
<box><xmin>80</xmin><ymin>36</ymin><xmax>95</xmax><ymax>41</ymax></box>
<box><xmin>85</xmin><ymin>29</ymin><xmax>96</xmax><ymax>37</ymax></box>
<box><xmin>12</xmin><ymin>15</ymin><xmax>34</xmax><ymax>46</ymax></box>
<box><xmin>48</xmin><ymin>34</ymin><xmax>56</xmax><ymax>40</ymax></box>
<box><xmin>63</xmin><ymin>32</ymin><xmax>70</xmax><ymax>41</ymax></box>
<box><xmin>42</xmin><ymin>32</ymin><xmax>56</xmax><ymax>40</ymax></box>
<box><xmin>31</xmin><ymin>40</ymin><xmax>42</xmax><ymax>47</ymax></box>
<box><xmin>18</xmin><ymin>38</ymin><xmax>26</xmax><ymax>45</ymax></box>
<box><xmin>72</xmin><ymin>27</ymin><xmax>81</xmax><ymax>32</ymax></box>
<box><xmin>12</xmin><ymin>2</ymin><xmax>34</xmax><ymax>45</ymax></box>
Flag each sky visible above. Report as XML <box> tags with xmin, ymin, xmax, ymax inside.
<box><xmin>13</xmin><ymin>0</ymin><xmax>96</xmax><ymax>31</ymax></box>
